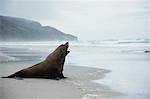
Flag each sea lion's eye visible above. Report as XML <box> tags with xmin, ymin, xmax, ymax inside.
<box><xmin>61</xmin><ymin>48</ymin><xmax>65</xmax><ymax>52</ymax></box>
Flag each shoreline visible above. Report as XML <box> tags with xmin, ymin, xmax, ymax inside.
<box><xmin>0</xmin><ymin>62</ymin><xmax>121</xmax><ymax>99</ymax></box>
<box><xmin>64</xmin><ymin>65</ymin><xmax>121</xmax><ymax>99</ymax></box>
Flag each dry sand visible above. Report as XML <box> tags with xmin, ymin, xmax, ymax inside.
<box><xmin>0</xmin><ymin>62</ymin><xmax>120</xmax><ymax>99</ymax></box>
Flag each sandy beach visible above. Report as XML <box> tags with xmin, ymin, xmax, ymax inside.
<box><xmin>0</xmin><ymin>61</ymin><xmax>119</xmax><ymax>99</ymax></box>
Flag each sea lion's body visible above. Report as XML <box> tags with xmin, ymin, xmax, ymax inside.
<box><xmin>2</xmin><ymin>42</ymin><xmax>70</xmax><ymax>79</ymax></box>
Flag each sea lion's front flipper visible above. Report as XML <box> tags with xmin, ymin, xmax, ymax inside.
<box><xmin>58</xmin><ymin>72</ymin><xmax>67</xmax><ymax>79</ymax></box>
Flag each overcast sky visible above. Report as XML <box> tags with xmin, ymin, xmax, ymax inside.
<box><xmin>0</xmin><ymin>0</ymin><xmax>149</xmax><ymax>40</ymax></box>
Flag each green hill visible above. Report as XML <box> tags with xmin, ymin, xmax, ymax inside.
<box><xmin>0</xmin><ymin>16</ymin><xmax>77</xmax><ymax>41</ymax></box>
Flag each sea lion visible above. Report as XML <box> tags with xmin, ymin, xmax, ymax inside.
<box><xmin>2</xmin><ymin>42</ymin><xmax>70</xmax><ymax>80</ymax></box>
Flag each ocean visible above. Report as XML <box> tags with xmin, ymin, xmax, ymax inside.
<box><xmin>0</xmin><ymin>39</ymin><xmax>150</xmax><ymax>99</ymax></box>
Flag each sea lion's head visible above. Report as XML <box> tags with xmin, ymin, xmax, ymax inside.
<box><xmin>61</xmin><ymin>42</ymin><xmax>70</xmax><ymax>56</ymax></box>
<box><xmin>54</xmin><ymin>42</ymin><xmax>70</xmax><ymax>58</ymax></box>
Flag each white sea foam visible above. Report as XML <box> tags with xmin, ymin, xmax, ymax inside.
<box><xmin>82</xmin><ymin>94</ymin><xmax>99</xmax><ymax>99</ymax></box>
<box><xmin>0</xmin><ymin>39</ymin><xmax>149</xmax><ymax>47</ymax></box>
<box><xmin>0</xmin><ymin>52</ymin><xmax>19</xmax><ymax>62</ymax></box>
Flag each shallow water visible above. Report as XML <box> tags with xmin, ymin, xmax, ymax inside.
<box><xmin>67</xmin><ymin>44</ymin><xmax>150</xmax><ymax>99</ymax></box>
<box><xmin>0</xmin><ymin>40</ymin><xmax>150</xmax><ymax>99</ymax></box>
<box><xmin>68</xmin><ymin>43</ymin><xmax>150</xmax><ymax>99</ymax></box>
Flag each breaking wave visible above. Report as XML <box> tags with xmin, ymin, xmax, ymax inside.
<box><xmin>0</xmin><ymin>39</ymin><xmax>149</xmax><ymax>62</ymax></box>
<box><xmin>0</xmin><ymin>52</ymin><xmax>19</xmax><ymax>63</ymax></box>
<box><xmin>0</xmin><ymin>39</ymin><xmax>149</xmax><ymax>47</ymax></box>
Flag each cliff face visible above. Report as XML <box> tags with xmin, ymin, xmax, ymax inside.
<box><xmin>0</xmin><ymin>16</ymin><xmax>77</xmax><ymax>41</ymax></box>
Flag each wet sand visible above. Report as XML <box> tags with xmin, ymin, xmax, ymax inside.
<box><xmin>0</xmin><ymin>62</ymin><xmax>120</xmax><ymax>99</ymax></box>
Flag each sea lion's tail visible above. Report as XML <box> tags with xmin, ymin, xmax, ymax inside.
<box><xmin>1</xmin><ymin>70</ymin><xmax>22</xmax><ymax>78</ymax></box>
<box><xmin>2</xmin><ymin>76</ymin><xmax>12</xmax><ymax>78</ymax></box>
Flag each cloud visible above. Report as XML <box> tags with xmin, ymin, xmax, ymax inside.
<box><xmin>0</xmin><ymin>0</ymin><xmax>59</xmax><ymax>20</ymax></box>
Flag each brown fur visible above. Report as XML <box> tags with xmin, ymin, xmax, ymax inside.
<box><xmin>2</xmin><ymin>42</ymin><xmax>70</xmax><ymax>80</ymax></box>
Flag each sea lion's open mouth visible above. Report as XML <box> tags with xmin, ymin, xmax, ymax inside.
<box><xmin>65</xmin><ymin>42</ymin><xmax>70</xmax><ymax>55</ymax></box>
<box><xmin>67</xmin><ymin>51</ymin><xmax>70</xmax><ymax>54</ymax></box>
